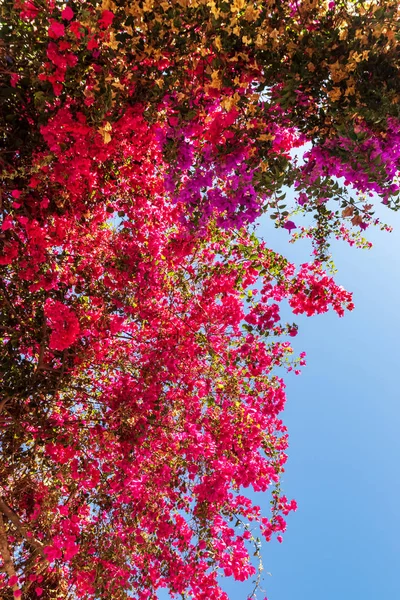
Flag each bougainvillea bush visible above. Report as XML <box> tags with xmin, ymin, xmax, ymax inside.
<box><xmin>0</xmin><ymin>0</ymin><xmax>399</xmax><ymax>598</ymax></box>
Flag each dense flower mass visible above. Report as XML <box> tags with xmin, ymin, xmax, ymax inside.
<box><xmin>0</xmin><ymin>0</ymin><xmax>399</xmax><ymax>598</ymax></box>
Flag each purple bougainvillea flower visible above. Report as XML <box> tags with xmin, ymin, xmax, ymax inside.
<box><xmin>284</xmin><ymin>220</ymin><xmax>297</xmax><ymax>232</ymax></box>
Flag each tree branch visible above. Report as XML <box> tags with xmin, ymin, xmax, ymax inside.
<box><xmin>0</xmin><ymin>497</ymin><xmax>45</xmax><ymax>557</ymax></box>
<box><xmin>0</xmin><ymin>511</ymin><xmax>19</xmax><ymax>594</ymax></box>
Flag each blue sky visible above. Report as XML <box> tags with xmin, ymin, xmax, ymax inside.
<box><xmin>221</xmin><ymin>204</ymin><xmax>400</xmax><ymax>599</ymax></box>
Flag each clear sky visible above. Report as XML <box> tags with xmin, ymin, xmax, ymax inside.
<box><xmin>221</xmin><ymin>204</ymin><xmax>400</xmax><ymax>600</ymax></box>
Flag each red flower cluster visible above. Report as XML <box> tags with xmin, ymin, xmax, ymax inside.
<box><xmin>44</xmin><ymin>299</ymin><xmax>80</xmax><ymax>351</ymax></box>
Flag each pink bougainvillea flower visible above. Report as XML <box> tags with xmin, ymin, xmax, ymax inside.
<box><xmin>48</xmin><ymin>20</ymin><xmax>65</xmax><ymax>39</ymax></box>
<box><xmin>2</xmin><ymin>215</ymin><xmax>13</xmax><ymax>231</ymax></box>
<box><xmin>10</xmin><ymin>73</ymin><xmax>20</xmax><ymax>87</ymax></box>
<box><xmin>98</xmin><ymin>10</ymin><xmax>114</xmax><ymax>28</ymax></box>
<box><xmin>19</xmin><ymin>0</ymin><xmax>39</xmax><ymax>20</ymax></box>
<box><xmin>61</xmin><ymin>6</ymin><xmax>74</xmax><ymax>20</ymax></box>
<box><xmin>87</xmin><ymin>37</ymin><xmax>98</xmax><ymax>50</ymax></box>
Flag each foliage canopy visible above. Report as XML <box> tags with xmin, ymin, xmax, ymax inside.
<box><xmin>0</xmin><ymin>1</ymin><xmax>399</xmax><ymax>598</ymax></box>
